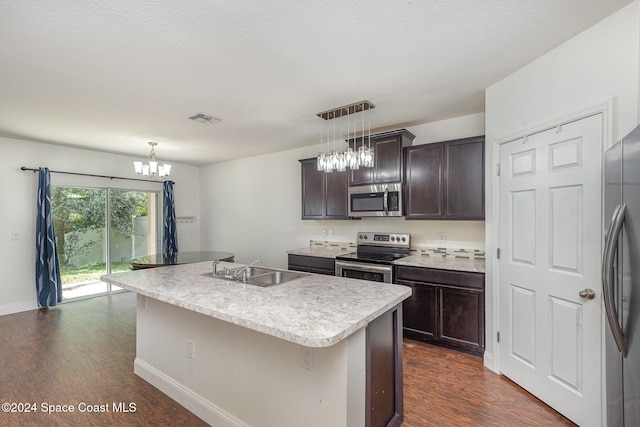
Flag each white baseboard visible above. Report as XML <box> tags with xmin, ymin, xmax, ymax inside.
<box><xmin>483</xmin><ymin>350</ymin><xmax>498</xmax><ymax>373</ymax></box>
<box><xmin>134</xmin><ymin>358</ymin><xmax>246</xmax><ymax>427</ymax></box>
<box><xmin>0</xmin><ymin>301</ymin><xmax>36</xmax><ymax>316</ymax></box>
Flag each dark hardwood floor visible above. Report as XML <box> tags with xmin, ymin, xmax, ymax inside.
<box><xmin>402</xmin><ymin>340</ymin><xmax>576</xmax><ymax>426</ymax></box>
<box><xmin>0</xmin><ymin>292</ymin><xmax>575</xmax><ymax>426</ymax></box>
<box><xmin>0</xmin><ymin>292</ymin><xmax>208</xmax><ymax>427</ymax></box>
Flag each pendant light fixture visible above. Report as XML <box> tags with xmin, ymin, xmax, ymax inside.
<box><xmin>316</xmin><ymin>100</ymin><xmax>375</xmax><ymax>173</ymax></box>
<box><xmin>133</xmin><ymin>142</ymin><xmax>171</xmax><ymax>179</ymax></box>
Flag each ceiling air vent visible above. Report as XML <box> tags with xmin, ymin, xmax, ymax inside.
<box><xmin>189</xmin><ymin>113</ymin><xmax>220</xmax><ymax>124</ymax></box>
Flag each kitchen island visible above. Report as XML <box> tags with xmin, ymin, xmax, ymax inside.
<box><xmin>102</xmin><ymin>261</ymin><xmax>411</xmax><ymax>427</ymax></box>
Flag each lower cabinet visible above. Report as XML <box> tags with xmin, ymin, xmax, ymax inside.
<box><xmin>395</xmin><ymin>265</ymin><xmax>484</xmax><ymax>355</ymax></box>
<box><xmin>288</xmin><ymin>254</ymin><xmax>335</xmax><ymax>275</ymax></box>
<box><xmin>401</xmin><ymin>281</ymin><xmax>437</xmax><ymax>339</ymax></box>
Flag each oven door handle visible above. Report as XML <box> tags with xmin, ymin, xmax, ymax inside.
<box><xmin>335</xmin><ymin>260</ymin><xmax>392</xmax><ymax>274</ymax></box>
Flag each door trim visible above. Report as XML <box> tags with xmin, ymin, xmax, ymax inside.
<box><xmin>487</xmin><ymin>101</ymin><xmax>611</xmax><ymax>425</ymax></box>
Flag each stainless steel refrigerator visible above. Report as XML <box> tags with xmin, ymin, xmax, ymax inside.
<box><xmin>604</xmin><ymin>125</ymin><xmax>640</xmax><ymax>426</ymax></box>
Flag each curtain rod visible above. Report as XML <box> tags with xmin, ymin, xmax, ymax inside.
<box><xmin>20</xmin><ymin>167</ymin><xmax>170</xmax><ymax>184</ymax></box>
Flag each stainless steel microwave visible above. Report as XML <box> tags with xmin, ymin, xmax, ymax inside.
<box><xmin>348</xmin><ymin>183</ymin><xmax>403</xmax><ymax>217</ymax></box>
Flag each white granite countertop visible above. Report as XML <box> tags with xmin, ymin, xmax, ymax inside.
<box><xmin>393</xmin><ymin>255</ymin><xmax>485</xmax><ymax>273</ymax></box>
<box><xmin>287</xmin><ymin>247</ymin><xmax>354</xmax><ymax>258</ymax></box>
<box><xmin>102</xmin><ymin>261</ymin><xmax>410</xmax><ymax>348</ymax></box>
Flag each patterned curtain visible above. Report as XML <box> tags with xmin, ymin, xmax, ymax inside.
<box><xmin>35</xmin><ymin>168</ymin><xmax>62</xmax><ymax>307</ymax></box>
<box><xmin>162</xmin><ymin>180</ymin><xmax>178</xmax><ymax>256</ymax></box>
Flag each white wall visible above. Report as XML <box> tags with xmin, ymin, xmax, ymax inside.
<box><xmin>484</xmin><ymin>1</ymin><xmax>640</xmax><ymax>371</ymax></box>
<box><xmin>199</xmin><ymin>113</ymin><xmax>486</xmax><ymax>268</ymax></box>
<box><xmin>0</xmin><ymin>137</ymin><xmax>200</xmax><ymax>315</ymax></box>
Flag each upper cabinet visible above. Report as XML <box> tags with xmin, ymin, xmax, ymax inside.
<box><xmin>300</xmin><ymin>158</ymin><xmax>350</xmax><ymax>220</ymax></box>
<box><xmin>348</xmin><ymin>129</ymin><xmax>415</xmax><ymax>186</ymax></box>
<box><xmin>404</xmin><ymin>136</ymin><xmax>485</xmax><ymax>220</ymax></box>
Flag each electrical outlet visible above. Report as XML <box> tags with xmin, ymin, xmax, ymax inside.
<box><xmin>11</xmin><ymin>231</ymin><xmax>20</xmax><ymax>241</ymax></box>
<box><xmin>300</xmin><ymin>346</ymin><xmax>313</xmax><ymax>370</ymax></box>
<box><xmin>438</xmin><ymin>232</ymin><xmax>446</xmax><ymax>243</ymax></box>
<box><xmin>328</xmin><ymin>229</ymin><xmax>334</xmax><ymax>237</ymax></box>
<box><xmin>321</xmin><ymin>229</ymin><xmax>327</xmax><ymax>237</ymax></box>
<box><xmin>187</xmin><ymin>339</ymin><xmax>194</xmax><ymax>360</ymax></box>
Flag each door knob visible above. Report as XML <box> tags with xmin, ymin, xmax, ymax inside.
<box><xmin>579</xmin><ymin>288</ymin><xmax>596</xmax><ymax>300</ymax></box>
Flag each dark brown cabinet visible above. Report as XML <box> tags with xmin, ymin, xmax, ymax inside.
<box><xmin>395</xmin><ymin>265</ymin><xmax>484</xmax><ymax>355</ymax></box>
<box><xmin>348</xmin><ymin>129</ymin><xmax>415</xmax><ymax>186</ymax></box>
<box><xmin>401</xmin><ymin>281</ymin><xmax>437</xmax><ymax>339</ymax></box>
<box><xmin>404</xmin><ymin>136</ymin><xmax>485</xmax><ymax>220</ymax></box>
<box><xmin>288</xmin><ymin>254</ymin><xmax>335</xmax><ymax>275</ymax></box>
<box><xmin>404</xmin><ymin>142</ymin><xmax>445</xmax><ymax>218</ymax></box>
<box><xmin>300</xmin><ymin>158</ymin><xmax>349</xmax><ymax>219</ymax></box>
<box><xmin>366</xmin><ymin>304</ymin><xmax>404</xmax><ymax>427</ymax></box>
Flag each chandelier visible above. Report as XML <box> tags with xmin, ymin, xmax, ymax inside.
<box><xmin>133</xmin><ymin>142</ymin><xmax>171</xmax><ymax>179</ymax></box>
<box><xmin>316</xmin><ymin>100</ymin><xmax>375</xmax><ymax>173</ymax></box>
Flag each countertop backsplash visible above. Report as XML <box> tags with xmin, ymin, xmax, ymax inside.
<box><xmin>309</xmin><ymin>240</ymin><xmax>357</xmax><ymax>251</ymax></box>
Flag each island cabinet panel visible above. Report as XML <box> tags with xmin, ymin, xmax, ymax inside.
<box><xmin>366</xmin><ymin>305</ymin><xmax>403</xmax><ymax>427</ymax></box>
<box><xmin>288</xmin><ymin>254</ymin><xmax>335</xmax><ymax>275</ymax></box>
<box><xmin>300</xmin><ymin>158</ymin><xmax>349</xmax><ymax>220</ymax></box>
<box><xmin>348</xmin><ymin>129</ymin><xmax>415</xmax><ymax>186</ymax></box>
<box><xmin>404</xmin><ymin>135</ymin><xmax>485</xmax><ymax>220</ymax></box>
<box><xmin>395</xmin><ymin>265</ymin><xmax>485</xmax><ymax>355</ymax></box>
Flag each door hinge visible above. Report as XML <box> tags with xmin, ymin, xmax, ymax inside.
<box><xmin>496</xmin><ymin>163</ymin><xmax>501</xmax><ymax>176</ymax></box>
<box><xmin>497</xmin><ymin>331</ymin><xmax>500</xmax><ymax>343</ymax></box>
<box><xmin>497</xmin><ymin>248</ymin><xmax>501</xmax><ymax>259</ymax></box>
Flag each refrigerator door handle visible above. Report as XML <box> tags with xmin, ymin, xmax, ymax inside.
<box><xmin>602</xmin><ymin>202</ymin><xmax>628</xmax><ymax>357</ymax></box>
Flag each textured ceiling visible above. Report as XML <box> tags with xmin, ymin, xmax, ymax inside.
<box><xmin>0</xmin><ymin>0</ymin><xmax>633</xmax><ymax>165</ymax></box>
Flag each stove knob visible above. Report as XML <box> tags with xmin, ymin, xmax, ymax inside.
<box><xmin>391</xmin><ymin>236</ymin><xmax>396</xmax><ymax>242</ymax></box>
<box><xmin>401</xmin><ymin>237</ymin><xmax>406</xmax><ymax>242</ymax></box>
<box><xmin>363</xmin><ymin>235</ymin><xmax>368</xmax><ymax>240</ymax></box>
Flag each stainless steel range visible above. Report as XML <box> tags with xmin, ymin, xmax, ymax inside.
<box><xmin>335</xmin><ymin>232</ymin><xmax>411</xmax><ymax>283</ymax></box>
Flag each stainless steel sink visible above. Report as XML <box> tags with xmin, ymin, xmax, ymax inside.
<box><xmin>244</xmin><ymin>270</ymin><xmax>307</xmax><ymax>286</ymax></box>
<box><xmin>212</xmin><ymin>266</ymin><xmax>307</xmax><ymax>287</ymax></box>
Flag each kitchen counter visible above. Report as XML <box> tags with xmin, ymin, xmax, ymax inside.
<box><xmin>394</xmin><ymin>255</ymin><xmax>485</xmax><ymax>273</ymax></box>
<box><xmin>101</xmin><ymin>261</ymin><xmax>409</xmax><ymax>426</ymax></box>
<box><xmin>288</xmin><ymin>246</ymin><xmax>485</xmax><ymax>274</ymax></box>
<box><xmin>102</xmin><ymin>261</ymin><xmax>408</xmax><ymax>347</ymax></box>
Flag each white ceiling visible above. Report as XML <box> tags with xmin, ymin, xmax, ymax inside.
<box><xmin>0</xmin><ymin>0</ymin><xmax>632</xmax><ymax>166</ymax></box>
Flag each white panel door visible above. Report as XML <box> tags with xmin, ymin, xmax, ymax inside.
<box><xmin>498</xmin><ymin>114</ymin><xmax>603</xmax><ymax>426</ymax></box>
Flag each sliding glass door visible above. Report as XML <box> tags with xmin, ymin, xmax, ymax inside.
<box><xmin>108</xmin><ymin>190</ymin><xmax>158</xmax><ymax>292</ymax></box>
<box><xmin>51</xmin><ymin>186</ymin><xmax>159</xmax><ymax>300</ymax></box>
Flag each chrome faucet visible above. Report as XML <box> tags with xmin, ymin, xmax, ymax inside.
<box><xmin>234</xmin><ymin>259</ymin><xmax>262</xmax><ymax>282</ymax></box>
<box><xmin>212</xmin><ymin>260</ymin><xmax>220</xmax><ymax>276</ymax></box>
